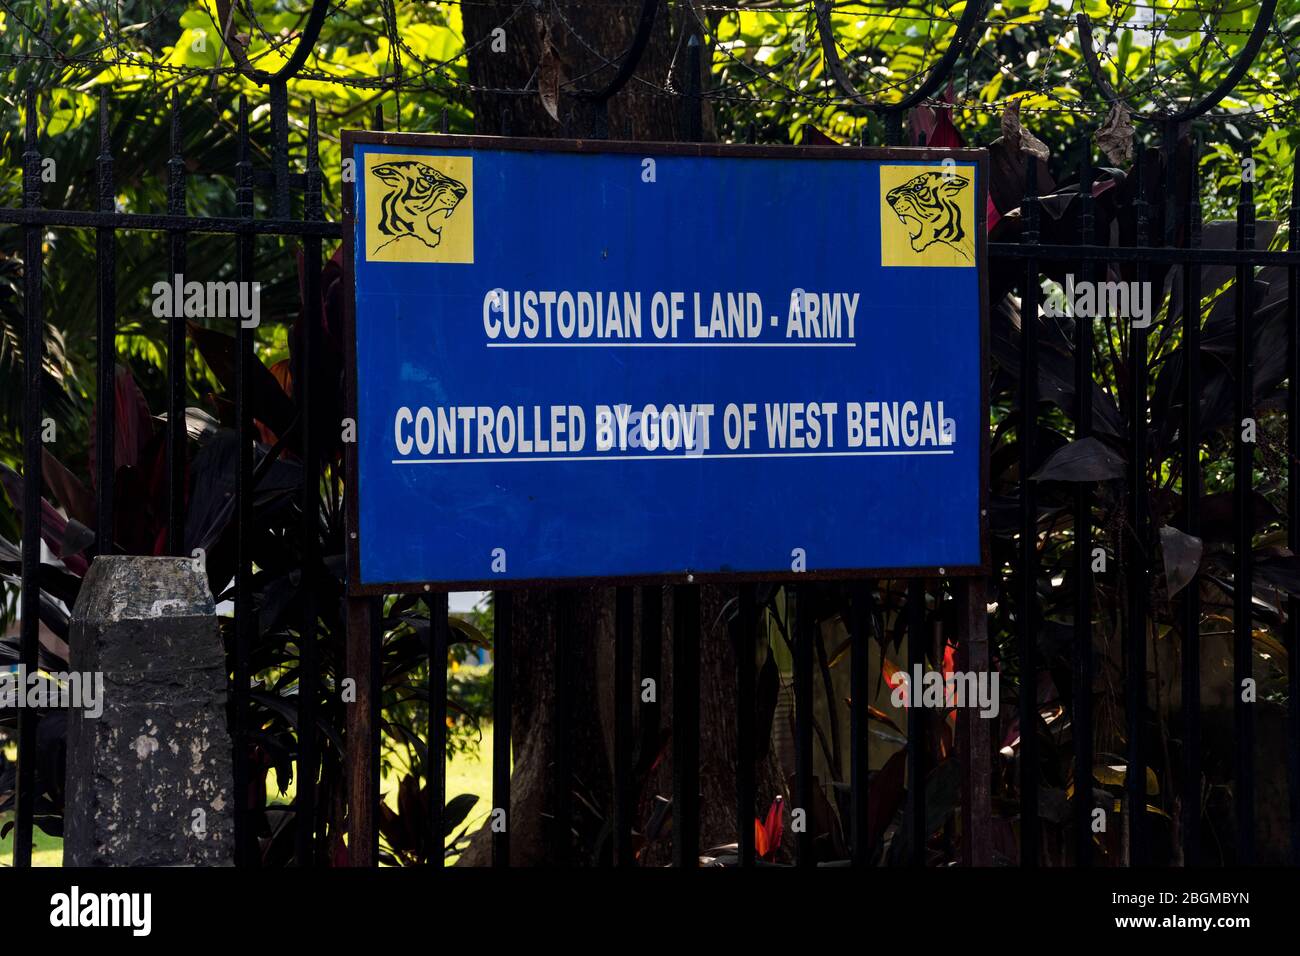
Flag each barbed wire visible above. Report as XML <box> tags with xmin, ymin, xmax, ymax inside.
<box><xmin>0</xmin><ymin>0</ymin><xmax>1295</xmax><ymax>129</ymax></box>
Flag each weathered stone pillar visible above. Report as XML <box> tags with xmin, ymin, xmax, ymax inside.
<box><xmin>64</xmin><ymin>556</ymin><xmax>234</xmax><ymax>866</ymax></box>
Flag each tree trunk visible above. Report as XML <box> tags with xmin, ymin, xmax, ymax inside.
<box><xmin>454</xmin><ymin>3</ymin><xmax>779</xmax><ymax>866</ymax></box>
<box><xmin>461</xmin><ymin>0</ymin><xmax>693</xmax><ymax>141</ymax></box>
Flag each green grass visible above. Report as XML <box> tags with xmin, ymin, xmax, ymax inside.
<box><xmin>1</xmin><ymin>724</ymin><xmax>497</xmax><ymax>867</ymax></box>
<box><xmin>442</xmin><ymin>722</ymin><xmax>495</xmax><ymax>841</ymax></box>
<box><xmin>0</xmin><ymin>741</ymin><xmax>61</xmax><ymax>866</ymax></box>
<box><xmin>0</xmin><ymin>813</ymin><xmax>63</xmax><ymax>867</ymax></box>
<box><xmin>378</xmin><ymin>723</ymin><xmax>496</xmax><ymax>863</ymax></box>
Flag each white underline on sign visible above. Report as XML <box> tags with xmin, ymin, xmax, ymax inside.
<box><xmin>391</xmin><ymin>449</ymin><xmax>955</xmax><ymax>464</ymax></box>
<box><xmin>483</xmin><ymin>341</ymin><xmax>856</xmax><ymax>348</ymax></box>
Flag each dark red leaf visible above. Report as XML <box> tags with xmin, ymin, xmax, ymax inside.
<box><xmin>0</xmin><ymin>463</ymin><xmax>89</xmax><ymax>575</ymax></box>
<box><xmin>187</xmin><ymin>321</ymin><xmax>299</xmax><ymax>450</ymax></box>
<box><xmin>89</xmin><ymin>364</ymin><xmax>154</xmax><ymax>480</ymax></box>
<box><xmin>41</xmin><ymin>448</ymin><xmax>95</xmax><ymax>529</ymax></box>
<box><xmin>867</xmin><ymin>749</ymin><xmax>908</xmax><ymax>851</ymax></box>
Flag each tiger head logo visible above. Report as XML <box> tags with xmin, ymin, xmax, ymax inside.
<box><xmin>371</xmin><ymin>160</ymin><xmax>468</xmax><ymax>256</ymax></box>
<box><xmin>885</xmin><ymin>172</ymin><xmax>971</xmax><ymax>261</ymax></box>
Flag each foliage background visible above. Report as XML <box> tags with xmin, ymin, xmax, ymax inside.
<box><xmin>2</xmin><ymin>0</ymin><xmax>1300</xmax><ymax>865</ymax></box>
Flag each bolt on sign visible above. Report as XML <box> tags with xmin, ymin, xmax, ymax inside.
<box><xmin>343</xmin><ymin>132</ymin><xmax>989</xmax><ymax>591</ymax></box>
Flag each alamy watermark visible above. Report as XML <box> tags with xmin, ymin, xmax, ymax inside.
<box><xmin>0</xmin><ymin>664</ymin><xmax>104</xmax><ymax>718</ymax></box>
<box><xmin>890</xmin><ymin>664</ymin><xmax>1000</xmax><ymax>718</ymax></box>
<box><xmin>594</xmin><ymin>403</ymin><xmax>711</xmax><ymax>456</ymax></box>
<box><xmin>1042</xmin><ymin>273</ymin><xmax>1152</xmax><ymax>328</ymax></box>
<box><xmin>49</xmin><ymin>886</ymin><xmax>151</xmax><ymax>936</ymax></box>
<box><xmin>151</xmin><ymin>273</ymin><xmax>261</xmax><ymax>327</ymax></box>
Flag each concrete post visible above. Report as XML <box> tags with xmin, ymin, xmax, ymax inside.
<box><xmin>64</xmin><ymin>556</ymin><xmax>234</xmax><ymax>866</ymax></box>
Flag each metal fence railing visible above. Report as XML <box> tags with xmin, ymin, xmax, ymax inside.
<box><xmin>994</xmin><ymin>135</ymin><xmax>1300</xmax><ymax>865</ymax></box>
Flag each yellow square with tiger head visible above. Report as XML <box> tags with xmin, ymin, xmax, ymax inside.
<box><xmin>364</xmin><ymin>153</ymin><xmax>473</xmax><ymax>263</ymax></box>
<box><xmin>880</xmin><ymin>164</ymin><xmax>975</xmax><ymax>268</ymax></box>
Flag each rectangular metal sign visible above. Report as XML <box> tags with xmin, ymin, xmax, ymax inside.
<box><xmin>344</xmin><ymin>133</ymin><xmax>987</xmax><ymax>591</ymax></box>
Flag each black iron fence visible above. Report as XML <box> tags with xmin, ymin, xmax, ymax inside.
<box><xmin>998</xmin><ymin>133</ymin><xmax>1300</xmax><ymax>866</ymax></box>
<box><xmin>1</xmin><ymin>81</ymin><xmax>336</xmax><ymax>866</ymax></box>
<box><xmin>3</xmin><ymin>12</ymin><xmax>1300</xmax><ymax>868</ymax></box>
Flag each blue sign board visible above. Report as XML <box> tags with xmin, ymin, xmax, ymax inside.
<box><xmin>345</xmin><ymin>134</ymin><xmax>986</xmax><ymax>589</ymax></box>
